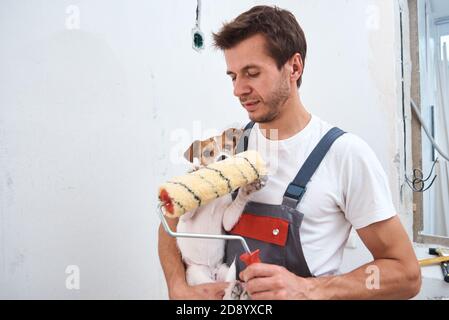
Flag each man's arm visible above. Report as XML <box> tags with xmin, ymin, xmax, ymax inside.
<box><xmin>158</xmin><ymin>218</ymin><xmax>229</xmax><ymax>300</ymax></box>
<box><xmin>240</xmin><ymin>216</ymin><xmax>421</xmax><ymax>299</ymax></box>
<box><xmin>309</xmin><ymin>215</ymin><xmax>421</xmax><ymax>299</ymax></box>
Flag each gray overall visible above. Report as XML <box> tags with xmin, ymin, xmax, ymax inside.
<box><xmin>224</xmin><ymin>122</ymin><xmax>345</xmax><ymax>278</ymax></box>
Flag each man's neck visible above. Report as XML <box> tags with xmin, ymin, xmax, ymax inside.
<box><xmin>259</xmin><ymin>93</ymin><xmax>311</xmax><ymax>140</ymax></box>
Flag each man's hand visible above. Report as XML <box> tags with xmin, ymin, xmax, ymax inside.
<box><xmin>170</xmin><ymin>282</ymin><xmax>230</xmax><ymax>300</ymax></box>
<box><xmin>239</xmin><ymin>263</ymin><xmax>316</xmax><ymax>300</ymax></box>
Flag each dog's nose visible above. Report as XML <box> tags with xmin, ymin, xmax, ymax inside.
<box><xmin>216</xmin><ymin>153</ymin><xmax>229</xmax><ymax>162</ymax></box>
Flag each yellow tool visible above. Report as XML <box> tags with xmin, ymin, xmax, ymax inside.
<box><xmin>429</xmin><ymin>247</ymin><xmax>449</xmax><ymax>282</ymax></box>
<box><xmin>158</xmin><ymin>150</ymin><xmax>267</xmax><ymax>218</ymax></box>
<box><xmin>418</xmin><ymin>255</ymin><xmax>449</xmax><ymax>266</ymax></box>
<box><xmin>157</xmin><ymin>150</ymin><xmax>268</xmax><ymax>263</ymax></box>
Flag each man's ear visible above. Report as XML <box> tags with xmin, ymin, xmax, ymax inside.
<box><xmin>290</xmin><ymin>53</ymin><xmax>303</xmax><ymax>80</ymax></box>
<box><xmin>183</xmin><ymin>140</ymin><xmax>201</xmax><ymax>163</ymax></box>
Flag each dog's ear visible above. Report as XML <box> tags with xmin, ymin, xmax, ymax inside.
<box><xmin>183</xmin><ymin>140</ymin><xmax>201</xmax><ymax>163</ymax></box>
<box><xmin>227</xmin><ymin>128</ymin><xmax>243</xmax><ymax>140</ymax></box>
<box><xmin>223</xmin><ymin>128</ymin><xmax>243</xmax><ymax>152</ymax></box>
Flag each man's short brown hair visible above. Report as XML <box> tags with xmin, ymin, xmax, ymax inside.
<box><xmin>213</xmin><ymin>5</ymin><xmax>307</xmax><ymax>88</ymax></box>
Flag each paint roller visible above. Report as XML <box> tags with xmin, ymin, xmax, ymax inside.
<box><xmin>157</xmin><ymin>150</ymin><xmax>267</xmax><ymax>265</ymax></box>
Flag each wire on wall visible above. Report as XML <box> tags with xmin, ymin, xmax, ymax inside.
<box><xmin>402</xmin><ymin>99</ymin><xmax>449</xmax><ymax>193</ymax></box>
<box><xmin>398</xmin><ymin>2</ymin><xmax>446</xmax><ymax>194</ymax></box>
<box><xmin>404</xmin><ymin>157</ymin><xmax>438</xmax><ymax>192</ymax></box>
<box><xmin>411</xmin><ymin>99</ymin><xmax>449</xmax><ymax>162</ymax></box>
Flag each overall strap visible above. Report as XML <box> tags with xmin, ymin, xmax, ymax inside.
<box><xmin>282</xmin><ymin>127</ymin><xmax>346</xmax><ymax>208</ymax></box>
<box><xmin>235</xmin><ymin>121</ymin><xmax>255</xmax><ymax>153</ymax></box>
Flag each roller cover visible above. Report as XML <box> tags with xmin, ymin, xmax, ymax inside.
<box><xmin>158</xmin><ymin>150</ymin><xmax>267</xmax><ymax>218</ymax></box>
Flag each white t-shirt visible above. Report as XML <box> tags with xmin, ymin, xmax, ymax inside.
<box><xmin>244</xmin><ymin>114</ymin><xmax>396</xmax><ymax>276</ymax></box>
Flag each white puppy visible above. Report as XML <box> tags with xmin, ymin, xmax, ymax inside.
<box><xmin>176</xmin><ymin>128</ymin><xmax>265</xmax><ymax>299</ymax></box>
<box><xmin>176</xmin><ymin>174</ymin><xmax>266</xmax><ymax>298</ymax></box>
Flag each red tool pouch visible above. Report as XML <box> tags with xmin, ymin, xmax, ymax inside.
<box><xmin>230</xmin><ymin>213</ymin><xmax>289</xmax><ymax>247</ymax></box>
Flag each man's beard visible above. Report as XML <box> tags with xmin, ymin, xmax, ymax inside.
<box><xmin>250</xmin><ymin>76</ymin><xmax>290</xmax><ymax>123</ymax></box>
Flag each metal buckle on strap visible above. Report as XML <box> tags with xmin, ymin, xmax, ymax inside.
<box><xmin>282</xmin><ymin>183</ymin><xmax>306</xmax><ymax>207</ymax></box>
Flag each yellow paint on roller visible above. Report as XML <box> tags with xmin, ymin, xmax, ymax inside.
<box><xmin>158</xmin><ymin>150</ymin><xmax>267</xmax><ymax>218</ymax></box>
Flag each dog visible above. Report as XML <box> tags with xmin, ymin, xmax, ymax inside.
<box><xmin>183</xmin><ymin>128</ymin><xmax>243</xmax><ymax>166</ymax></box>
<box><xmin>176</xmin><ymin>127</ymin><xmax>266</xmax><ymax>299</ymax></box>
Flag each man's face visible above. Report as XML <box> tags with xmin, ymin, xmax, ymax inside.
<box><xmin>224</xmin><ymin>34</ymin><xmax>292</xmax><ymax>123</ymax></box>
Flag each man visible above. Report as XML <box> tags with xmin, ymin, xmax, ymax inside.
<box><xmin>158</xmin><ymin>5</ymin><xmax>421</xmax><ymax>299</ymax></box>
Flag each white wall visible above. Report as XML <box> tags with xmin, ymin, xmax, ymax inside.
<box><xmin>0</xmin><ymin>0</ymin><xmax>410</xmax><ymax>299</ymax></box>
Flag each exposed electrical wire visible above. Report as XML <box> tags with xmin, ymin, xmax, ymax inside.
<box><xmin>195</xmin><ymin>0</ymin><xmax>201</xmax><ymax>28</ymax></box>
<box><xmin>405</xmin><ymin>157</ymin><xmax>438</xmax><ymax>192</ymax></box>
<box><xmin>411</xmin><ymin>99</ymin><xmax>449</xmax><ymax>162</ymax></box>
<box><xmin>402</xmin><ymin>99</ymin><xmax>449</xmax><ymax>193</ymax></box>
<box><xmin>399</xmin><ymin>3</ymin><xmax>407</xmax><ymax>177</ymax></box>
<box><xmin>398</xmin><ymin>3</ymin><xmax>447</xmax><ymax>194</ymax></box>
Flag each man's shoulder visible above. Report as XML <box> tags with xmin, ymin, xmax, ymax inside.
<box><xmin>323</xmin><ymin>128</ymin><xmax>377</xmax><ymax>164</ymax></box>
<box><xmin>332</xmin><ymin>131</ymin><xmax>370</xmax><ymax>151</ymax></box>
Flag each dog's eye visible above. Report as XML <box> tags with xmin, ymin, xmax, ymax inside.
<box><xmin>203</xmin><ymin>150</ymin><xmax>214</xmax><ymax>157</ymax></box>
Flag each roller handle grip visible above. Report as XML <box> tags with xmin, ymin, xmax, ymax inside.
<box><xmin>239</xmin><ymin>249</ymin><xmax>261</xmax><ymax>266</ymax></box>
